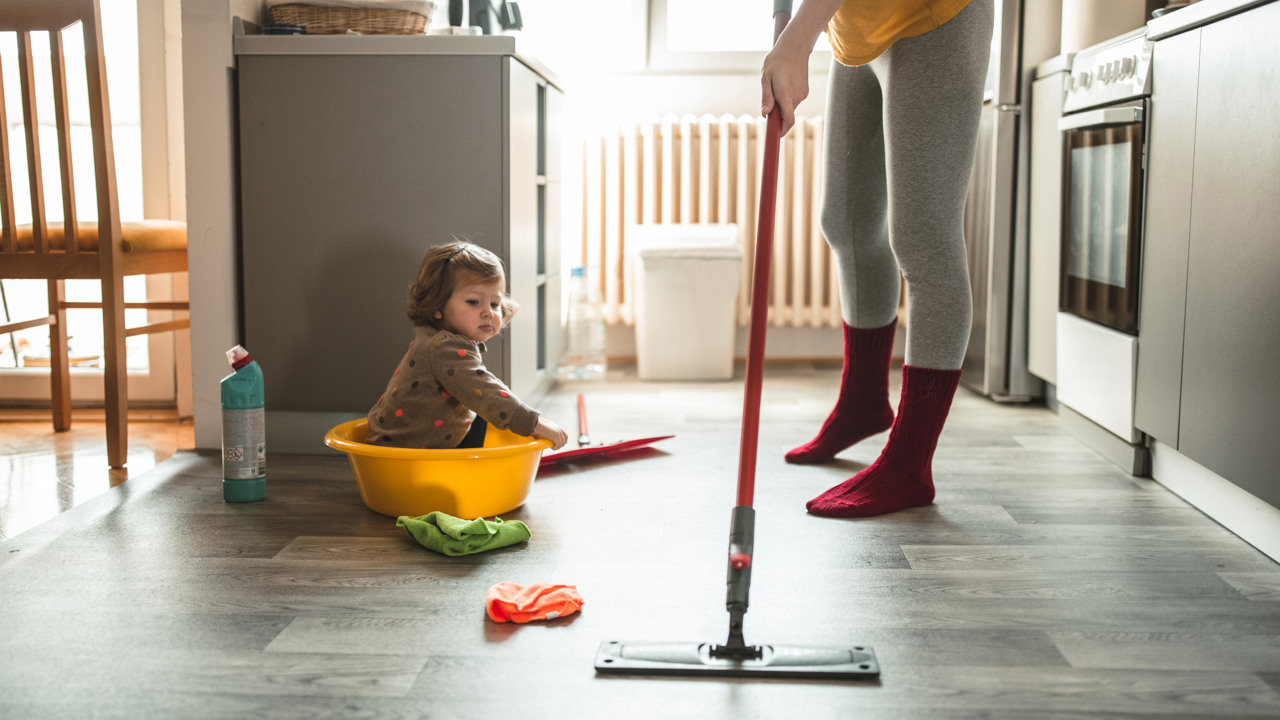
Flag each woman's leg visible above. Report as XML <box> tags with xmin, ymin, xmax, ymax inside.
<box><xmin>879</xmin><ymin>0</ymin><xmax>992</xmax><ymax>372</ymax></box>
<box><xmin>808</xmin><ymin>0</ymin><xmax>994</xmax><ymax>517</ymax></box>
<box><xmin>785</xmin><ymin>59</ymin><xmax>899</xmax><ymax>464</ymax></box>
<box><xmin>820</xmin><ymin>60</ymin><xmax>900</xmax><ymax>329</ymax></box>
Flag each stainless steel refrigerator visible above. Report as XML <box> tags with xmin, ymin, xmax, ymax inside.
<box><xmin>961</xmin><ymin>0</ymin><xmax>1057</xmax><ymax>402</ymax></box>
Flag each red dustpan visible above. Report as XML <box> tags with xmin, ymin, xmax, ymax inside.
<box><xmin>539</xmin><ymin>394</ymin><xmax>673</xmax><ymax>467</ymax></box>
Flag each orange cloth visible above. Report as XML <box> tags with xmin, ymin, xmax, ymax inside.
<box><xmin>827</xmin><ymin>0</ymin><xmax>973</xmax><ymax>66</ymax></box>
<box><xmin>485</xmin><ymin>582</ymin><xmax>583</xmax><ymax>623</ymax></box>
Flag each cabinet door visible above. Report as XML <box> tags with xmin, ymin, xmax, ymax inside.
<box><xmin>543</xmin><ymin>86</ymin><xmax>565</xmax><ymax>379</ymax></box>
<box><xmin>238</xmin><ymin>54</ymin><xmax>504</xmax><ymax>414</ymax></box>
<box><xmin>1180</xmin><ymin>4</ymin><xmax>1280</xmax><ymax>507</ymax></box>
<box><xmin>1026</xmin><ymin>73</ymin><xmax>1066</xmax><ymax>383</ymax></box>
<box><xmin>1134</xmin><ymin>31</ymin><xmax>1199</xmax><ymax>446</ymax></box>
<box><xmin>506</xmin><ymin>59</ymin><xmax>541</xmax><ymax>399</ymax></box>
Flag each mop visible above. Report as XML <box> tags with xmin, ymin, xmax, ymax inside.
<box><xmin>593</xmin><ymin>0</ymin><xmax>880</xmax><ymax>680</ymax></box>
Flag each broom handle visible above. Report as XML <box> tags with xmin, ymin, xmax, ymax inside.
<box><xmin>713</xmin><ymin>4</ymin><xmax>792</xmax><ymax>659</ymax></box>
<box><xmin>734</xmin><ymin>0</ymin><xmax>791</xmax><ymax>509</ymax></box>
<box><xmin>735</xmin><ymin>0</ymin><xmax>790</xmax><ymax>509</ymax></box>
<box><xmin>735</xmin><ymin>111</ymin><xmax>782</xmax><ymax>509</ymax></box>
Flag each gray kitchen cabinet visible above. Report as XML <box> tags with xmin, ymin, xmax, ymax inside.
<box><xmin>1179</xmin><ymin>4</ymin><xmax>1280</xmax><ymax>507</ymax></box>
<box><xmin>1134</xmin><ymin>29</ymin><xmax>1199</xmax><ymax>447</ymax></box>
<box><xmin>234</xmin><ymin>34</ymin><xmax>562</xmax><ymax>452</ymax></box>
<box><xmin>506</xmin><ymin>60</ymin><xmax>564</xmax><ymax>399</ymax></box>
<box><xmin>1137</xmin><ymin>2</ymin><xmax>1280</xmax><ymax>508</ymax></box>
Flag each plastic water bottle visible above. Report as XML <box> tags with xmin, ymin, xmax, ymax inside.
<box><xmin>559</xmin><ymin>265</ymin><xmax>607</xmax><ymax>380</ymax></box>
<box><xmin>221</xmin><ymin>344</ymin><xmax>266</xmax><ymax>502</ymax></box>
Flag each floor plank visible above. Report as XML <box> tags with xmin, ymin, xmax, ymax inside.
<box><xmin>1220</xmin><ymin>572</ymin><xmax>1280</xmax><ymax>601</ymax></box>
<box><xmin>900</xmin><ymin>542</ymin><xmax>1279</xmax><ymax>573</ymax></box>
<box><xmin>1049</xmin><ymin>630</ymin><xmax>1280</xmax><ymax>671</ymax></box>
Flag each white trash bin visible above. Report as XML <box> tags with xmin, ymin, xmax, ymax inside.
<box><xmin>631</xmin><ymin>224</ymin><xmax>743</xmax><ymax>381</ymax></box>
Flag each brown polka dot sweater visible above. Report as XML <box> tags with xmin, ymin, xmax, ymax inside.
<box><xmin>365</xmin><ymin>326</ymin><xmax>539</xmax><ymax>448</ymax></box>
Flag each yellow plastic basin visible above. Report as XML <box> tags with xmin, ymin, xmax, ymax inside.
<box><xmin>323</xmin><ymin>418</ymin><xmax>552</xmax><ymax>518</ymax></box>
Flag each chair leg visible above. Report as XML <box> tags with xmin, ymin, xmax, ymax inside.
<box><xmin>47</xmin><ymin>279</ymin><xmax>72</xmax><ymax>431</ymax></box>
<box><xmin>102</xmin><ymin>275</ymin><xmax>129</xmax><ymax>469</ymax></box>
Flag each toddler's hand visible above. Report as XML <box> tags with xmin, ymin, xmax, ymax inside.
<box><xmin>533</xmin><ymin>418</ymin><xmax>569</xmax><ymax>450</ymax></box>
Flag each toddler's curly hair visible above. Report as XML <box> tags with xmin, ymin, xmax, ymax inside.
<box><xmin>407</xmin><ymin>241</ymin><xmax>518</xmax><ymax>329</ymax></box>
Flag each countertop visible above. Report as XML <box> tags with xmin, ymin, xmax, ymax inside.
<box><xmin>1147</xmin><ymin>0</ymin><xmax>1278</xmax><ymax>39</ymax></box>
<box><xmin>232</xmin><ymin>18</ymin><xmax>562</xmax><ymax>88</ymax></box>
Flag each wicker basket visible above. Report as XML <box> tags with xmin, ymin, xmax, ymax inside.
<box><xmin>268</xmin><ymin>2</ymin><xmax>432</xmax><ymax>35</ymax></box>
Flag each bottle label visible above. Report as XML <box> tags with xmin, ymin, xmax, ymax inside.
<box><xmin>222</xmin><ymin>407</ymin><xmax>266</xmax><ymax>480</ymax></box>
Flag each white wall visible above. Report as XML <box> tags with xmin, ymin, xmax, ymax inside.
<box><xmin>181</xmin><ymin>0</ymin><xmax>261</xmax><ymax>450</ymax></box>
<box><xmin>138</xmin><ymin>0</ymin><xmax>192</xmax><ymax>418</ymax></box>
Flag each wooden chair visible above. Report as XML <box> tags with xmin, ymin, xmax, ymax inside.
<box><xmin>0</xmin><ymin>0</ymin><xmax>189</xmax><ymax>468</ymax></box>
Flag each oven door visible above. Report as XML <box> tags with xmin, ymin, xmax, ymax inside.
<box><xmin>1058</xmin><ymin>102</ymin><xmax>1145</xmax><ymax>335</ymax></box>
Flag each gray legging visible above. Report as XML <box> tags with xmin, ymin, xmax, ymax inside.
<box><xmin>820</xmin><ymin>0</ymin><xmax>994</xmax><ymax>370</ymax></box>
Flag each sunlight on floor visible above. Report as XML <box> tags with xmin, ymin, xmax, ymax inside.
<box><xmin>0</xmin><ymin>418</ymin><xmax>194</xmax><ymax>539</ymax></box>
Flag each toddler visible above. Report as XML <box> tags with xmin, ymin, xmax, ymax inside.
<box><xmin>366</xmin><ymin>241</ymin><xmax>568</xmax><ymax>451</ymax></box>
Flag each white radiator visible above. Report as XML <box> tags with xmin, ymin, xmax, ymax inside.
<box><xmin>580</xmin><ymin>114</ymin><xmax>841</xmax><ymax>329</ymax></box>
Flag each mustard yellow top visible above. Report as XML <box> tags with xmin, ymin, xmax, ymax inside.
<box><xmin>827</xmin><ymin>0</ymin><xmax>974</xmax><ymax>66</ymax></box>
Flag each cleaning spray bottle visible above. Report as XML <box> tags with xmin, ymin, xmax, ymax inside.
<box><xmin>221</xmin><ymin>345</ymin><xmax>266</xmax><ymax>502</ymax></box>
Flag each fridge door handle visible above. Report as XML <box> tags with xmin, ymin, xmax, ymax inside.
<box><xmin>1057</xmin><ymin>106</ymin><xmax>1143</xmax><ymax>131</ymax></box>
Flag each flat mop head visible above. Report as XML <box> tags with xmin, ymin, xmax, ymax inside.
<box><xmin>594</xmin><ymin>640</ymin><xmax>879</xmax><ymax>680</ymax></box>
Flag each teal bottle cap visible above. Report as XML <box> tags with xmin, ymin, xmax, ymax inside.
<box><xmin>223</xmin><ymin>477</ymin><xmax>266</xmax><ymax>503</ymax></box>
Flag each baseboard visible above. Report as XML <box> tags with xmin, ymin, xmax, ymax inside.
<box><xmin>0</xmin><ymin>407</ymin><xmax>183</xmax><ymax>423</ymax></box>
<box><xmin>605</xmin><ymin>323</ymin><xmax>855</xmax><ymax>362</ymax></box>
<box><xmin>265</xmin><ymin>410</ymin><xmax>361</xmax><ymax>455</ymax></box>
<box><xmin>603</xmin><ymin>356</ymin><xmax>902</xmax><ymax>365</ymax></box>
<box><xmin>1151</xmin><ymin>440</ymin><xmax>1280</xmax><ymax>563</ymax></box>
<box><xmin>1058</xmin><ymin>403</ymin><xmax>1150</xmax><ymax>476</ymax></box>
<box><xmin>1040</xmin><ymin>381</ymin><xmax>1059</xmax><ymax>413</ymax></box>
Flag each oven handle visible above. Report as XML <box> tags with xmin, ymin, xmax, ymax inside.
<box><xmin>1058</xmin><ymin>106</ymin><xmax>1144</xmax><ymax>131</ymax></box>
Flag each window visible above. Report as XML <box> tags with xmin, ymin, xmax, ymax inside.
<box><xmin>0</xmin><ymin>0</ymin><xmax>179</xmax><ymax>403</ymax></box>
<box><xmin>649</xmin><ymin>0</ymin><xmax>830</xmax><ymax>72</ymax></box>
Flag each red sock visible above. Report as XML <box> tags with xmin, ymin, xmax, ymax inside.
<box><xmin>785</xmin><ymin>321</ymin><xmax>896</xmax><ymax>464</ymax></box>
<box><xmin>806</xmin><ymin>365</ymin><xmax>960</xmax><ymax>518</ymax></box>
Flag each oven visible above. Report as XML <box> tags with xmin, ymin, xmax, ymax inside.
<box><xmin>1053</xmin><ymin>27</ymin><xmax>1153</xmax><ymax>467</ymax></box>
<box><xmin>1059</xmin><ymin>101</ymin><xmax>1145</xmax><ymax>334</ymax></box>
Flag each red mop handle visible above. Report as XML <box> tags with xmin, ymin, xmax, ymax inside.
<box><xmin>712</xmin><ymin>0</ymin><xmax>793</xmax><ymax>657</ymax></box>
<box><xmin>735</xmin><ymin>110</ymin><xmax>783</xmax><ymax>509</ymax></box>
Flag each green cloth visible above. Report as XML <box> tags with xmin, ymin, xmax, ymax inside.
<box><xmin>396</xmin><ymin>512</ymin><xmax>531</xmax><ymax>556</ymax></box>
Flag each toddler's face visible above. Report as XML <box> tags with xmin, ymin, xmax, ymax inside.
<box><xmin>437</xmin><ymin>276</ymin><xmax>505</xmax><ymax>343</ymax></box>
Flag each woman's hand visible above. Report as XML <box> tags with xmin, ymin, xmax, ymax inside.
<box><xmin>760</xmin><ymin>0</ymin><xmax>844</xmax><ymax>137</ymax></box>
<box><xmin>761</xmin><ymin>39</ymin><xmax>811</xmax><ymax>137</ymax></box>
<box><xmin>533</xmin><ymin>418</ymin><xmax>569</xmax><ymax>450</ymax></box>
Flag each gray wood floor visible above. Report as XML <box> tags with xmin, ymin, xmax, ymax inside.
<box><xmin>3</xmin><ymin>363</ymin><xmax>1279</xmax><ymax>719</ymax></box>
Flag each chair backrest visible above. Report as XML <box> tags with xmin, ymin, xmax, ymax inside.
<box><xmin>0</xmin><ymin>0</ymin><xmax>120</xmax><ymax>259</ymax></box>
